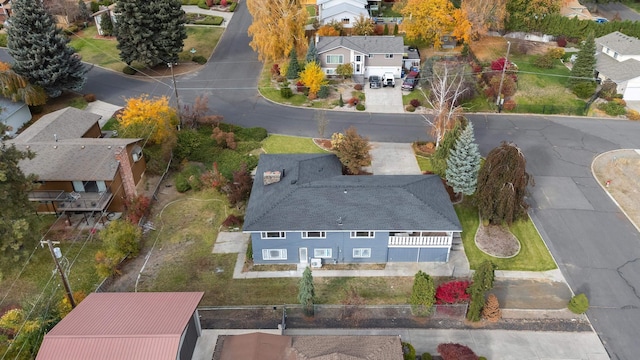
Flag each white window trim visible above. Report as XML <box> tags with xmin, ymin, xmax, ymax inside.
<box><xmin>260</xmin><ymin>232</ymin><xmax>286</xmax><ymax>239</ymax></box>
<box><xmin>350</xmin><ymin>231</ymin><xmax>375</xmax><ymax>238</ymax></box>
<box><xmin>385</xmin><ymin>54</ymin><xmax>394</xmax><ymax>59</ymax></box>
<box><xmin>262</xmin><ymin>249</ymin><xmax>287</xmax><ymax>260</ymax></box>
<box><xmin>326</xmin><ymin>68</ymin><xmax>336</xmax><ymax>75</ymax></box>
<box><xmin>314</xmin><ymin>248</ymin><xmax>332</xmax><ymax>258</ymax></box>
<box><xmin>368</xmin><ymin>54</ymin><xmax>374</xmax><ymax>58</ymax></box>
<box><xmin>326</xmin><ymin>55</ymin><xmax>344</xmax><ymax>64</ymax></box>
<box><xmin>302</xmin><ymin>231</ymin><xmax>326</xmax><ymax>239</ymax></box>
<box><xmin>353</xmin><ymin>248</ymin><xmax>371</xmax><ymax>258</ymax></box>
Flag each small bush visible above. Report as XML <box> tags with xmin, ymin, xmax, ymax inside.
<box><xmin>222</xmin><ymin>214</ymin><xmax>243</xmax><ymax>227</ymax></box>
<box><xmin>405</xmin><ymin>104</ymin><xmax>415</xmax><ymax>112</ymax></box>
<box><xmin>63</xmin><ymin>24</ymin><xmax>79</xmax><ymax>35</ymax></box>
<box><xmin>572</xmin><ymin>81</ymin><xmax>596</xmax><ymax>99</ymax></box>
<box><xmin>271</xmin><ymin>63</ymin><xmax>280</xmax><ymax>77</ymax></box>
<box><xmin>409</xmin><ymin>98</ymin><xmax>421</xmax><ymax>108</ymax></box>
<box><xmin>613</xmin><ymin>98</ymin><xmax>626</xmax><ymax>106</ymax></box>
<box><xmin>627</xmin><ymin>109</ymin><xmax>640</xmax><ymax>120</ymax></box>
<box><xmin>0</xmin><ymin>34</ymin><xmax>7</xmax><ymax>48</ymax></box>
<box><xmin>356</xmin><ymin>103</ymin><xmax>365</xmax><ymax>111</ymax></box>
<box><xmin>534</xmin><ymin>54</ymin><xmax>554</xmax><ymax>69</ymax></box>
<box><xmin>598</xmin><ymin>101</ymin><xmax>626</xmax><ymax>116</ymax></box>
<box><xmin>402</xmin><ymin>342</ymin><xmax>416</xmax><ymax>360</ymax></box>
<box><xmin>436</xmin><ymin>280</ymin><xmax>470</xmax><ymax>304</ymax></box>
<box><xmin>197</xmin><ymin>0</ymin><xmax>209</xmax><ymax>9</ymax></box>
<box><xmin>308</xmin><ymin>92</ymin><xmax>317</xmax><ymax>100</ymax></box>
<box><xmin>556</xmin><ymin>36</ymin><xmax>567</xmax><ymax>47</ymax></box>
<box><xmin>548</xmin><ymin>48</ymin><xmax>565</xmax><ymax>59</ymax></box>
<box><xmin>192</xmin><ymin>55</ymin><xmax>207</xmax><ymax>64</ymax></box>
<box><xmin>280</xmin><ymin>87</ymin><xmax>293</xmax><ymax>98</ymax></box>
<box><xmin>83</xmin><ymin>93</ymin><xmax>97</xmax><ymax>102</ymax></box>
<box><xmin>348</xmin><ymin>97</ymin><xmax>358</xmax><ymax>106</ymax></box>
<box><xmin>229</xmin><ymin>1</ymin><xmax>237</xmax><ymax>11</ymax></box>
<box><xmin>568</xmin><ymin>293</ymin><xmax>589</xmax><ymax>314</ymax></box>
<box><xmin>422</xmin><ymin>353</ymin><xmax>433</xmax><ymax>360</ymax></box>
<box><xmin>175</xmin><ymin>165</ymin><xmax>203</xmax><ymax>192</ymax></box>
<box><xmin>502</xmin><ymin>99</ymin><xmax>516</xmax><ymax>111</ymax></box>
<box><xmin>437</xmin><ymin>343</ymin><xmax>478</xmax><ymax>360</ymax></box>
<box><xmin>338</xmin><ymin>93</ymin><xmax>344</xmax><ymax>107</ymax></box>
<box><xmin>354</xmin><ymin>84</ymin><xmax>363</xmax><ymax>90</ymax></box>
<box><xmin>123</xmin><ymin>66</ymin><xmax>137</xmax><ymax>75</ymax></box>
<box><xmin>318</xmin><ymin>85</ymin><xmax>330</xmax><ymax>98</ymax></box>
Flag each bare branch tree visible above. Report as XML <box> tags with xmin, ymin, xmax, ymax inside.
<box><xmin>420</xmin><ymin>63</ymin><xmax>468</xmax><ymax>149</ymax></box>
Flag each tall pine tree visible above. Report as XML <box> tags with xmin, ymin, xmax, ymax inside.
<box><xmin>7</xmin><ymin>0</ymin><xmax>86</xmax><ymax>97</ymax></box>
<box><xmin>298</xmin><ymin>267</ymin><xmax>315</xmax><ymax>316</ymax></box>
<box><xmin>286</xmin><ymin>47</ymin><xmax>300</xmax><ymax>79</ymax></box>
<box><xmin>569</xmin><ymin>32</ymin><xmax>597</xmax><ymax>98</ymax></box>
<box><xmin>305</xmin><ymin>38</ymin><xmax>319</xmax><ymax>64</ymax></box>
<box><xmin>115</xmin><ymin>0</ymin><xmax>186</xmax><ymax>66</ymax></box>
<box><xmin>445</xmin><ymin>122</ymin><xmax>481</xmax><ymax>196</ymax></box>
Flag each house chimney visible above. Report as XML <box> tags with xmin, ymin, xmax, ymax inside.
<box><xmin>54</xmin><ymin>134</ymin><xmax>58</xmax><ymax>142</ymax></box>
<box><xmin>263</xmin><ymin>171</ymin><xmax>281</xmax><ymax>185</ymax></box>
<box><xmin>114</xmin><ymin>146</ymin><xmax>138</xmax><ymax>199</ymax></box>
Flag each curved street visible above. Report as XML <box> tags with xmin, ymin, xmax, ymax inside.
<box><xmin>13</xmin><ymin>2</ymin><xmax>640</xmax><ymax>359</ymax></box>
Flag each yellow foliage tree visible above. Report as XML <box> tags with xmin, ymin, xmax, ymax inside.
<box><xmin>397</xmin><ymin>0</ymin><xmax>463</xmax><ymax>48</ymax></box>
<box><xmin>461</xmin><ymin>0</ymin><xmax>507</xmax><ymax>39</ymax></box>
<box><xmin>316</xmin><ymin>25</ymin><xmax>340</xmax><ymax>36</ymax></box>
<box><xmin>299</xmin><ymin>62</ymin><xmax>327</xmax><ymax>97</ymax></box>
<box><xmin>117</xmin><ymin>95</ymin><xmax>178</xmax><ymax>145</ymax></box>
<box><xmin>57</xmin><ymin>291</ymin><xmax>88</xmax><ymax>318</ymax></box>
<box><xmin>0</xmin><ymin>61</ymin><xmax>47</xmax><ymax>106</ymax></box>
<box><xmin>247</xmin><ymin>0</ymin><xmax>308</xmax><ymax>62</ymax></box>
<box><xmin>452</xmin><ymin>8</ymin><xmax>472</xmax><ymax>45</ymax></box>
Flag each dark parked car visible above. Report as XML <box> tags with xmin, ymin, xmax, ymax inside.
<box><xmin>369</xmin><ymin>75</ymin><xmax>381</xmax><ymax>89</ymax></box>
<box><xmin>402</xmin><ymin>71</ymin><xmax>420</xmax><ymax>91</ymax></box>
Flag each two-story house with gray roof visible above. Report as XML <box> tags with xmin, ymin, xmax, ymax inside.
<box><xmin>8</xmin><ymin>107</ymin><xmax>146</xmax><ymax>214</ymax></box>
<box><xmin>243</xmin><ymin>154</ymin><xmax>462</xmax><ymax>265</ymax></box>
<box><xmin>595</xmin><ymin>31</ymin><xmax>640</xmax><ymax>101</ymax></box>
<box><xmin>316</xmin><ymin>36</ymin><xmax>404</xmax><ymax>79</ymax></box>
<box><xmin>318</xmin><ymin>0</ymin><xmax>370</xmax><ymax>28</ymax></box>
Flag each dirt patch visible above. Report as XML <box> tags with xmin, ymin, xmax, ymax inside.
<box><xmin>475</xmin><ymin>221</ymin><xmax>521</xmax><ymax>258</ymax></box>
<box><xmin>470</xmin><ymin>36</ymin><xmax>558</xmax><ymax>62</ymax></box>
<box><xmin>313</xmin><ymin>138</ymin><xmax>333</xmax><ymax>150</ymax></box>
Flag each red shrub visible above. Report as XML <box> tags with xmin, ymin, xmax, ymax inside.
<box><xmin>354</xmin><ymin>84</ymin><xmax>363</xmax><ymax>90</ymax></box>
<box><xmin>502</xmin><ymin>99</ymin><xmax>516</xmax><ymax>111</ymax></box>
<box><xmin>271</xmin><ymin>64</ymin><xmax>280</xmax><ymax>77</ymax></box>
<box><xmin>437</xmin><ymin>343</ymin><xmax>478</xmax><ymax>360</ymax></box>
<box><xmin>491</xmin><ymin>57</ymin><xmax>508</xmax><ymax>71</ymax></box>
<box><xmin>436</xmin><ymin>280</ymin><xmax>470</xmax><ymax>304</ymax></box>
<box><xmin>409</xmin><ymin>99</ymin><xmax>421</xmax><ymax>108</ymax></box>
<box><xmin>296</xmin><ymin>81</ymin><xmax>306</xmax><ymax>93</ymax></box>
<box><xmin>206</xmin><ymin>0</ymin><xmax>214</xmax><ymax>6</ymax></box>
<box><xmin>556</xmin><ymin>36</ymin><xmax>567</xmax><ymax>48</ymax></box>
<box><xmin>221</xmin><ymin>0</ymin><xmax>227</xmax><ymax>6</ymax></box>
<box><xmin>348</xmin><ymin>97</ymin><xmax>359</xmax><ymax>106</ymax></box>
<box><xmin>124</xmin><ymin>195</ymin><xmax>151</xmax><ymax>225</ymax></box>
<box><xmin>222</xmin><ymin>214</ymin><xmax>243</xmax><ymax>227</ymax></box>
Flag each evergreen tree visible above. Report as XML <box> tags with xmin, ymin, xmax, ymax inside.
<box><xmin>7</xmin><ymin>0</ymin><xmax>86</xmax><ymax>97</ymax></box>
<box><xmin>476</xmin><ymin>141</ymin><xmax>532</xmax><ymax>225</ymax></box>
<box><xmin>305</xmin><ymin>38</ymin><xmax>319</xmax><ymax>64</ymax></box>
<box><xmin>115</xmin><ymin>0</ymin><xmax>187</xmax><ymax>66</ymax></box>
<box><xmin>0</xmin><ymin>126</ymin><xmax>40</xmax><ymax>264</ymax></box>
<box><xmin>78</xmin><ymin>0</ymin><xmax>92</xmax><ymax>22</ymax></box>
<box><xmin>445</xmin><ymin>122</ymin><xmax>481</xmax><ymax>196</ymax></box>
<box><xmin>466</xmin><ymin>260</ymin><xmax>496</xmax><ymax>322</ymax></box>
<box><xmin>298</xmin><ymin>267</ymin><xmax>315</xmax><ymax>316</ymax></box>
<box><xmin>100</xmin><ymin>12</ymin><xmax>114</xmax><ymax>36</ymax></box>
<box><xmin>286</xmin><ymin>47</ymin><xmax>300</xmax><ymax>79</ymax></box>
<box><xmin>409</xmin><ymin>270</ymin><xmax>436</xmax><ymax>316</ymax></box>
<box><xmin>570</xmin><ymin>32</ymin><xmax>597</xmax><ymax>97</ymax></box>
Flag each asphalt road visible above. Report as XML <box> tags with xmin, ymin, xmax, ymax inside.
<box><xmin>3</xmin><ymin>2</ymin><xmax>640</xmax><ymax>358</ymax></box>
<box><xmin>591</xmin><ymin>2</ymin><xmax>640</xmax><ymax>21</ymax></box>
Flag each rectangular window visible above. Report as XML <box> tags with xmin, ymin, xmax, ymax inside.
<box><xmin>302</xmin><ymin>231</ymin><xmax>326</xmax><ymax>239</ymax></box>
<box><xmin>342</xmin><ymin>18</ymin><xmax>350</xmax><ymax>24</ymax></box>
<box><xmin>353</xmin><ymin>248</ymin><xmax>371</xmax><ymax>258</ymax></box>
<box><xmin>326</xmin><ymin>68</ymin><xmax>335</xmax><ymax>75</ymax></box>
<box><xmin>262</xmin><ymin>249</ymin><xmax>287</xmax><ymax>260</ymax></box>
<box><xmin>326</xmin><ymin>55</ymin><xmax>344</xmax><ymax>64</ymax></box>
<box><xmin>314</xmin><ymin>248</ymin><xmax>332</xmax><ymax>258</ymax></box>
<box><xmin>385</xmin><ymin>54</ymin><xmax>394</xmax><ymax>59</ymax></box>
<box><xmin>350</xmin><ymin>231</ymin><xmax>375</xmax><ymax>238</ymax></box>
<box><xmin>368</xmin><ymin>54</ymin><xmax>374</xmax><ymax>58</ymax></box>
<box><xmin>355</xmin><ymin>55</ymin><xmax>362</xmax><ymax>62</ymax></box>
<box><xmin>260</xmin><ymin>232</ymin><xmax>286</xmax><ymax>239</ymax></box>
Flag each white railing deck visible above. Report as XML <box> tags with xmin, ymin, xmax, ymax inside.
<box><xmin>388</xmin><ymin>235</ymin><xmax>452</xmax><ymax>247</ymax></box>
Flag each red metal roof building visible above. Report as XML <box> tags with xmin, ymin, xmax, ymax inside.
<box><xmin>36</xmin><ymin>292</ymin><xmax>204</xmax><ymax>360</ymax></box>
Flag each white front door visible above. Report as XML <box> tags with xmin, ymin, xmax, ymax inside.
<box><xmin>354</xmin><ymin>55</ymin><xmax>363</xmax><ymax>74</ymax></box>
<box><xmin>299</xmin><ymin>248</ymin><xmax>308</xmax><ymax>264</ymax></box>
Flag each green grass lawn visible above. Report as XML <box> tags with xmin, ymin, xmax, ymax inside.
<box><xmin>262</xmin><ymin>134</ymin><xmax>329</xmax><ymax>154</ymax></box>
<box><xmin>402</xmin><ymin>89</ymin><xmax>428</xmax><ymax>106</ymax></box>
<box><xmin>455</xmin><ymin>201</ymin><xmax>557</xmax><ymax>271</ymax></box>
<box><xmin>306</xmin><ymin>5</ymin><xmax>316</xmax><ymax>17</ymax></box>
<box><xmin>69</xmin><ymin>25</ymin><xmax>222</xmax><ymax>71</ymax></box>
<box><xmin>415</xmin><ymin>155</ymin><xmax>433</xmax><ymax>173</ymax></box>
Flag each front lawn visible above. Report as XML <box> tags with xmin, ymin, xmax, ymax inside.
<box><xmin>262</xmin><ymin>134</ymin><xmax>329</xmax><ymax>154</ymax></box>
<box><xmin>455</xmin><ymin>201</ymin><xmax>557</xmax><ymax>271</ymax></box>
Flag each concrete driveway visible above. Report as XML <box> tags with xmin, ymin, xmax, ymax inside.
<box><xmin>364</xmin><ymin>79</ymin><xmax>404</xmax><ymax>113</ymax></box>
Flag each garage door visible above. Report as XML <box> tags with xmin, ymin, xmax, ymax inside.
<box><xmin>365</xmin><ymin>67</ymin><xmax>401</xmax><ymax>78</ymax></box>
<box><xmin>624</xmin><ymin>85</ymin><xmax>640</xmax><ymax>101</ymax></box>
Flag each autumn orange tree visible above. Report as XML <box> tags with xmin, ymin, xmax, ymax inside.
<box><xmin>117</xmin><ymin>95</ymin><xmax>179</xmax><ymax>145</ymax></box>
<box><xmin>0</xmin><ymin>62</ymin><xmax>47</xmax><ymax>105</ymax></box>
<box><xmin>461</xmin><ymin>0</ymin><xmax>507</xmax><ymax>39</ymax></box>
<box><xmin>316</xmin><ymin>25</ymin><xmax>340</xmax><ymax>36</ymax></box>
<box><xmin>299</xmin><ymin>62</ymin><xmax>327</xmax><ymax>98</ymax></box>
<box><xmin>396</xmin><ymin>0</ymin><xmax>471</xmax><ymax>47</ymax></box>
<box><xmin>247</xmin><ymin>0</ymin><xmax>308</xmax><ymax>62</ymax></box>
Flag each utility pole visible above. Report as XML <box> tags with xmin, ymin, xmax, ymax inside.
<box><xmin>496</xmin><ymin>41</ymin><xmax>511</xmax><ymax>113</ymax></box>
<box><xmin>167</xmin><ymin>62</ymin><xmax>182</xmax><ymax>129</ymax></box>
<box><xmin>42</xmin><ymin>240</ymin><xmax>76</xmax><ymax>309</ymax></box>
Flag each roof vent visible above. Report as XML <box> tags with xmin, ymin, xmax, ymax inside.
<box><xmin>337</xmin><ymin>217</ymin><xmax>343</xmax><ymax>226</ymax></box>
<box><xmin>263</xmin><ymin>170</ymin><xmax>281</xmax><ymax>185</ymax></box>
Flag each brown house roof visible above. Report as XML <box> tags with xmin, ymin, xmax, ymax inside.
<box><xmin>36</xmin><ymin>292</ymin><xmax>204</xmax><ymax>360</ymax></box>
<box><xmin>13</xmin><ymin>107</ymin><xmax>101</xmax><ymax>143</ymax></box>
<box><xmin>220</xmin><ymin>332</ymin><xmax>294</xmax><ymax>360</ymax></box>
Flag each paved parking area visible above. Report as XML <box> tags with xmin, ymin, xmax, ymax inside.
<box><xmin>364</xmin><ymin>79</ymin><xmax>404</xmax><ymax>113</ymax></box>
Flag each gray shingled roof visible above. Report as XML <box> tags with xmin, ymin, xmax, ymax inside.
<box><xmin>11</xmin><ymin>139</ymin><xmax>139</xmax><ymax>181</ymax></box>
<box><xmin>243</xmin><ymin>154</ymin><xmax>461</xmax><ymax>232</ymax></box>
<box><xmin>596</xmin><ymin>51</ymin><xmax>640</xmax><ymax>82</ymax></box>
<box><xmin>317</xmin><ymin>36</ymin><xmax>404</xmax><ymax>55</ymax></box>
<box><xmin>596</xmin><ymin>31</ymin><xmax>640</xmax><ymax>56</ymax></box>
<box><xmin>13</xmin><ymin>107</ymin><xmax>101</xmax><ymax>143</ymax></box>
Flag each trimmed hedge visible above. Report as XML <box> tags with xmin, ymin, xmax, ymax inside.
<box><xmin>568</xmin><ymin>293</ymin><xmax>589</xmax><ymax>314</ymax></box>
<box><xmin>229</xmin><ymin>1</ymin><xmax>237</xmax><ymax>11</ymax></box>
<box><xmin>192</xmin><ymin>55</ymin><xmax>207</xmax><ymax>64</ymax></box>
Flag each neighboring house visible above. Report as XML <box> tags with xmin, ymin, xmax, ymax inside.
<box><xmin>0</xmin><ymin>0</ymin><xmax>11</xmax><ymax>22</ymax></box>
<box><xmin>595</xmin><ymin>31</ymin><xmax>640</xmax><ymax>101</ymax></box>
<box><xmin>317</xmin><ymin>0</ymin><xmax>369</xmax><ymax>28</ymax></box>
<box><xmin>91</xmin><ymin>3</ymin><xmax>117</xmax><ymax>36</ymax></box>
<box><xmin>403</xmin><ymin>45</ymin><xmax>420</xmax><ymax>72</ymax></box>
<box><xmin>243</xmin><ymin>154</ymin><xmax>462</xmax><ymax>265</ymax></box>
<box><xmin>316</xmin><ymin>35</ymin><xmax>404</xmax><ymax>78</ymax></box>
<box><xmin>8</xmin><ymin>107</ymin><xmax>146</xmax><ymax>214</ymax></box>
<box><xmin>218</xmin><ymin>332</ymin><xmax>404</xmax><ymax>360</ymax></box>
<box><xmin>36</xmin><ymin>292</ymin><xmax>204</xmax><ymax>360</ymax></box>
<box><xmin>560</xmin><ymin>0</ymin><xmax>593</xmax><ymax>20</ymax></box>
<box><xmin>0</xmin><ymin>97</ymin><xmax>32</xmax><ymax>137</ymax></box>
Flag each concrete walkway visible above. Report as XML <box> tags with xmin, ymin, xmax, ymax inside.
<box><xmin>182</xmin><ymin>5</ymin><xmax>234</xmax><ymax>27</ymax></box>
